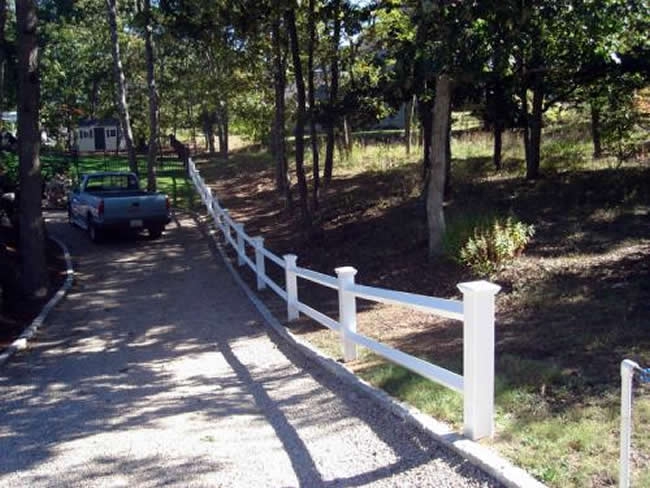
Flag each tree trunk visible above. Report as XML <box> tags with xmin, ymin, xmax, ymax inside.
<box><xmin>271</xmin><ymin>8</ymin><xmax>291</xmax><ymax>206</ymax></box>
<box><xmin>527</xmin><ymin>79</ymin><xmax>543</xmax><ymax>180</ymax></box>
<box><xmin>444</xmin><ymin>108</ymin><xmax>452</xmax><ymax>200</ymax></box>
<box><xmin>143</xmin><ymin>0</ymin><xmax>157</xmax><ymax>191</ymax></box>
<box><xmin>221</xmin><ymin>101</ymin><xmax>229</xmax><ymax>159</ymax></box>
<box><xmin>0</xmin><ymin>0</ymin><xmax>6</xmax><ymax>110</ymax></box>
<box><xmin>106</xmin><ymin>0</ymin><xmax>138</xmax><ymax>174</ymax></box>
<box><xmin>343</xmin><ymin>115</ymin><xmax>352</xmax><ymax>154</ymax></box>
<box><xmin>520</xmin><ymin>84</ymin><xmax>531</xmax><ymax>172</ymax></box>
<box><xmin>323</xmin><ymin>0</ymin><xmax>341</xmax><ymax>185</ymax></box>
<box><xmin>591</xmin><ymin>103</ymin><xmax>602</xmax><ymax>159</ymax></box>
<box><xmin>307</xmin><ymin>0</ymin><xmax>320</xmax><ymax>212</ymax></box>
<box><xmin>419</xmin><ymin>96</ymin><xmax>433</xmax><ymax>183</ymax></box>
<box><xmin>493</xmin><ymin>122</ymin><xmax>503</xmax><ymax>170</ymax></box>
<box><xmin>404</xmin><ymin>97</ymin><xmax>413</xmax><ymax>155</ymax></box>
<box><xmin>285</xmin><ymin>7</ymin><xmax>311</xmax><ymax>225</ymax></box>
<box><xmin>427</xmin><ymin>74</ymin><xmax>451</xmax><ymax>258</ymax></box>
<box><xmin>16</xmin><ymin>0</ymin><xmax>49</xmax><ymax>298</ymax></box>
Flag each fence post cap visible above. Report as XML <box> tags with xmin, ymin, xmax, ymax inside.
<box><xmin>253</xmin><ymin>236</ymin><xmax>264</xmax><ymax>244</ymax></box>
<box><xmin>234</xmin><ymin>222</ymin><xmax>244</xmax><ymax>229</ymax></box>
<box><xmin>457</xmin><ymin>280</ymin><xmax>501</xmax><ymax>295</ymax></box>
<box><xmin>283</xmin><ymin>254</ymin><xmax>298</xmax><ymax>265</ymax></box>
<box><xmin>335</xmin><ymin>266</ymin><xmax>357</xmax><ymax>277</ymax></box>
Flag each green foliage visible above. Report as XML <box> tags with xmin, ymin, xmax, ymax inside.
<box><xmin>0</xmin><ymin>152</ymin><xmax>18</xmax><ymax>187</ymax></box>
<box><xmin>599</xmin><ymin>85</ymin><xmax>645</xmax><ymax>164</ymax></box>
<box><xmin>444</xmin><ymin>215</ymin><xmax>535</xmax><ymax>276</ymax></box>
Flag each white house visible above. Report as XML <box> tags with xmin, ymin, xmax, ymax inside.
<box><xmin>75</xmin><ymin>119</ymin><xmax>126</xmax><ymax>152</ymax></box>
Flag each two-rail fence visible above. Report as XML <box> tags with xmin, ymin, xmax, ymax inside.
<box><xmin>188</xmin><ymin>158</ymin><xmax>500</xmax><ymax>440</ymax></box>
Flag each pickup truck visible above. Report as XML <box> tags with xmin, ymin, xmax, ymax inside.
<box><xmin>68</xmin><ymin>172</ymin><xmax>171</xmax><ymax>242</ymax></box>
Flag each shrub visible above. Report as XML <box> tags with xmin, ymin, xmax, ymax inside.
<box><xmin>444</xmin><ymin>215</ymin><xmax>534</xmax><ymax>276</ymax></box>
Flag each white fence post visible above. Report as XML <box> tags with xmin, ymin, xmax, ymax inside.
<box><xmin>284</xmin><ymin>254</ymin><xmax>299</xmax><ymax>321</ymax></box>
<box><xmin>235</xmin><ymin>223</ymin><xmax>245</xmax><ymax>266</ymax></box>
<box><xmin>620</xmin><ymin>359</ymin><xmax>639</xmax><ymax>488</ymax></box>
<box><xmin>458</xmin><ymin>280</ymin><xmax>500</xmax><ymax>440</ymax></box>
<box><xmin>336</xmin><ymin>266</ymin><xmax>358</xmax><ymax>362</ymax></box>
<box><xmin>254</xmin><ymin>237</ymin><xmax>266</xmax><ymax>291</ymax></box>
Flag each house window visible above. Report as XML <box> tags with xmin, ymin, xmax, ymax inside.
<box><xmin>108</xmin><ymin>129</ymin><xmax>116</xmax><ymax>137</ymax></box>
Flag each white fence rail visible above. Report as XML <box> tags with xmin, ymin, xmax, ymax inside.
<box><xmin>187</xmin><ymin>158</ymin><xmax>500</xmax><ymax>440</ymax></box>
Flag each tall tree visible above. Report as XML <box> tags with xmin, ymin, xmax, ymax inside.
<box><xmin>426</xmin><ymin>74</ymin><xmax>451</xmax><ymax>256</ymax></box>
<box><xmin>270</xmin><ymin>3</ymin><xmax>291</xmax><ymax>207</ymax></box>
<box><xmin>106</xmin><ymin>0</ymin><xmax>138</xmax><ymax>174</ymax></box>
<box><xmin>0</xmin><ymin>0</ymin><xmax>7</xmax><ymax>110</ymax></box>
<box><xmin>16</xmin><ymin>0</ymin><xmax>48</xmax><ymax>298</ymax></box>
<box><xmin>307</xmin><ymin>0</ymin><xmax>320</xmax><ymax>210</ymax></box>
<box><xmin>285</xmin><ymin>6</ymin><xmax>311</xmax><ymax>224</ymax></box>
<box><xmin>143</xmin><ymin>0</ymin><xmax>158</xmax><ymax>191</ymax></box>
<box><xmin>323</xmin><ymin>0</ymin><xmax>341</xmax><ymax>185</ymax></box>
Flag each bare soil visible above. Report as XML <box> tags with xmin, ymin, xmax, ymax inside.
<box><xmin>195</xmin><ymin>149</ymin><xmax>650</xmax><ymax>411</ymax></box>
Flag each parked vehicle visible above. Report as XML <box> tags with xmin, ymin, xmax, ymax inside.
<box><xmin>68</xmin><ymin>172</ymin><xmax>170</xmax><ymax>242</ymax></box>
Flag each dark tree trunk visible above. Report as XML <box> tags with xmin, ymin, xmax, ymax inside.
<box><xmin>271</xmin><ymin>7</ymin><xmax>291</xmax><ymax>206</ymax></box>
<box><xmin>106</xmin><ymin>0</ymin><xmax>138</xmax><ymax>174</ymax></box>
<box><xmin>493</xmin><ymin>122</ymin><xmax>503</xmax><ymax>170</ymax></box>
<box><xmin>527</xmin><ymin>79</ymin><xmax>543</xmax><ymax>180</ymax></box>
<box><xmin>221</xmin><ymin>101</ymin><xmax>229</xmax><ymax>159</ymax></box>
<box><xmin>591</xmin><ymin>103</ymin><xmax>602</xmax><ymax>159</ymax></box>
<box><xmin>404</xmin><ymin>96</ymin><xmax>414</xmax><ymax>155</ymax></box>
<box><xmin>520</xmin><ymin>85</ymin><xmax>531</xmax><ymax>172</ymax></box>
<box><xmin>307</xmin><ymin>0</ymin><xmax>320</xmax><ymax>211</ymax></box>
<box><xmin>0</xmin><ymin>0</ymin><xmax>6</xmax><ymax>110</ymax></box>
<box><xmin>16</xmin><ymin>0</ymin><xmax>49</xmax><ymax>298</ymax></box>
<box><xmin>491</xmin><ymin>78</ymin><xmax>504</xmax><ymax>170</ymax></box>
<box><xmin>426</xmin><ymin>74</ymin><xmax>452</xmax><ymax>257</ymax></box>
<box><xmin>285</xmin><ymin>7</ymin><xmax>311</xmax><ymax>225</ymax></box>
<box><xmin>323</xmin><ymin>0</ymin><xmax>341</xmax><ymax>185</ymax></box>
<box><xmin>419</xmin><ymin>96</ymin><xmax>433</xmax><ymax>184</ymax></box>
<box><xmin>143</xmin><ymin>0</ymin><xmax>157</xmax><ymax>191</ymax></box>
<box><xmin>444</xmin><ymin>108</ymin><xmax>452</xmax><ymax>200</ymax></box>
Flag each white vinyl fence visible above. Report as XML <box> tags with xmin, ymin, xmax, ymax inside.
<box><xmin>188</xmin><ymin>158</ymin><xmax>501</xmax><ymax>440</ymax></box>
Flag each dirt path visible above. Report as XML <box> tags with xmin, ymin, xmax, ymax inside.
<box><xmin>0</xmin><ymin>211</ymin><xmax>499</xmax><ymax>487</ymax></box>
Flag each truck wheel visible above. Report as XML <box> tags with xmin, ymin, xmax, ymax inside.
<box><xmin>148</xmin><ymin>226</ymin><xmax>163</xmax><ymax>239</ymax></box>
<box><xmin>87</xmin><ymin>217</ymin><xmax>102</xmax><ymax>243</ymax></box>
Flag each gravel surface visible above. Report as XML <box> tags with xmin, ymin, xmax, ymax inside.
<box><xmin>0</xmin><ymin>211</ymin><xmax>501</xmax><ymax>487</ymax></box>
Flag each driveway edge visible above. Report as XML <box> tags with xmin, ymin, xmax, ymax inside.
<box><xmin>196</xmin><ymin>213</ymin><xmax>546</xmax><ymax>488</ymax></box>
<box><xmin>0</xmin><ymin>236</ymin><xmax>74</xmax><ymax>367</ymax></box>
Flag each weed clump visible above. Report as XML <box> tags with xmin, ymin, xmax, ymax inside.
<box><xmin>445</xmin><ymin>216</ymin><xmax>535</xmax><ymax>276</ymax></box>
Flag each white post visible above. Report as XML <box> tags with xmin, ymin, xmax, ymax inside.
<box><xmin>235</xmin><ymin>223</ymin><xmax>245</xmax><ymax>266</ymax></box>
<box><xmin>335</xmin><ymin>266</ymin><xmax>358</xmax><ymax>362</ymax></box>
<box><xmin>458</xmin><ymin>280</ymin><xmax>501</xmax><ymax>440</ymax></box>
<box><xmin>284</xmin><ymin>254</ymin><xmax>299</xmax><ymax>321</ymax></box>
<box><xmin>620</xmin><ymin>359</ymin><xmax>639</xmax><ymax>488</ymax></box>
<box><xmin>254</xmin><ymin>236</ymin><xmax>266</xmax><ymax>290</ymax></box>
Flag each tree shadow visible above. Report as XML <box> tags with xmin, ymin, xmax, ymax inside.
<box><xmin>0</xmin><ymin>212</ymin><xmax>499</xmax><ymax>487</ymax></box>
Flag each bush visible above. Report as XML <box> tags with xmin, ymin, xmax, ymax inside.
<box><xmin>444</xmin><ymin>215</ymin><xmax>534</xmax><ymax>276</ymax></box>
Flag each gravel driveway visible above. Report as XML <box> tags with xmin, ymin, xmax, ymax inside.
<box><xmin>0</xmin><ymin>211</ymin><xmax>501</xmax><ymax>487</ymax></box>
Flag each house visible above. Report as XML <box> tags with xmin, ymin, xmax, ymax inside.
<box><xmin>75</xmin><ymin>119</ymin><xmax>125</xmax><ymax>152</ymax></box>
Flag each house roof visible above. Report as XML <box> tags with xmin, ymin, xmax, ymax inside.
<box><xmin>78</xmin><ymin>118</ymin><xmax>120</xmax><ymax>127</ymax></box>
